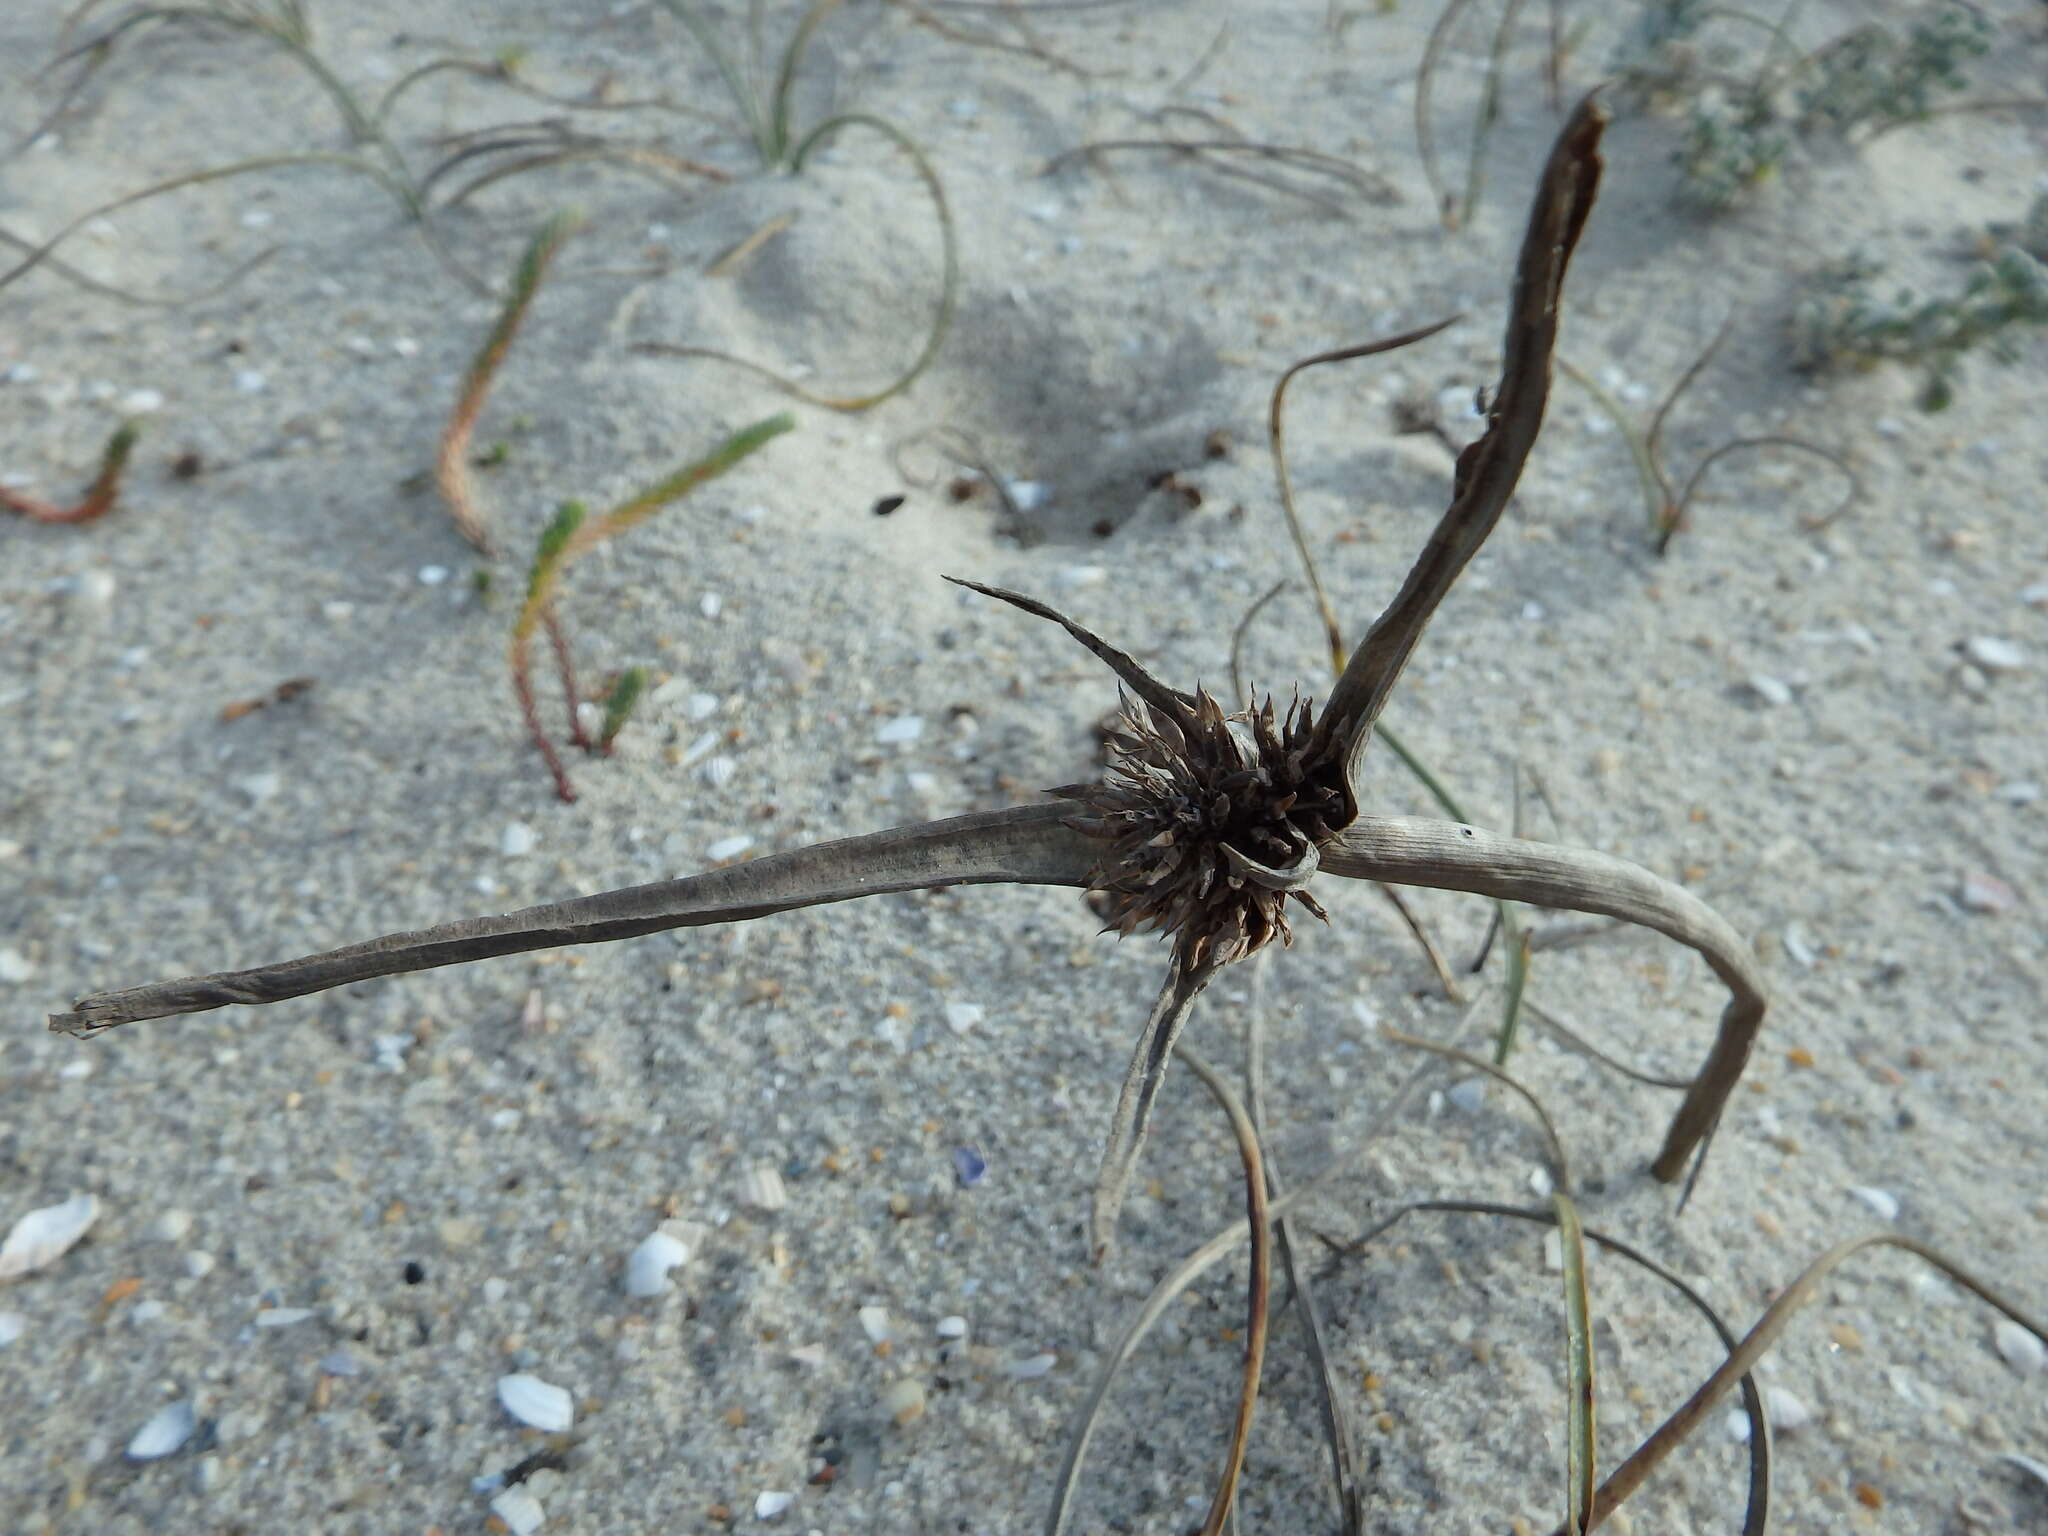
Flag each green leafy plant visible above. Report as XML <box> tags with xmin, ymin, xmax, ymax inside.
<box><xmin>1792</xmin><ymin>245</ymin><xmax>2048</xmax><ymax>411</ymax></box>
<box><xmin>511</xmin><ymin>414</ymin><xmax>796</xmax><ymax>802</ymax></box>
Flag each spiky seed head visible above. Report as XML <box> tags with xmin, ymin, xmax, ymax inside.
<box><xmin>1056</xmin><ymin>687</ymin><xmax>1355</xmax><ymax>967</ymax></box>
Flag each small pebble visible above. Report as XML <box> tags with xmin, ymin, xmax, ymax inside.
<box><xmin>1994</xmin><ymin>1319</ymin><xmax>2047</xmax><ymax>1374</ymax></box>
<box><xmin>707</xmin><ymin>834</ymin><xmax>753</xmax><ymax>862</ymax></box>
<box><xmin>500</xmin><ymin>821</ymin><xmax>537</xmax><ymax>858</ymax></box>
<box><xmin>120</xmin><ymin>388</ymin><xmax>164</xmax><ymax>414</ymax></box>
<box><xmin>497</xmin><ymin>1373</ymin><xmax>573</xmax><ymax>1433</ymax></box>
<box><xmin>0</xmin><ymin>947</ymin><xmax>33</xmax><ymax>983</ymax></box>
<box><xmin>152</xmin><ymin>1209</ymin><xmax>194</xmax><ymax>1244</ymax></box>
<box><xmin>0</xmin><ymin>1193</ymin><xmax>99</xmax><ymax>1281</ymax></box>
<box><xmin>687</xmin><ymin>692</ymin><xmax>719</xmax><ymax>721</ymax></box>
<box><xmin>254</xmin><ymin>1307</ymin><xmax>314</xmax><ymax>1327</ymax></box>
<box><xmin>935</xmin><ymin>1315</ymin><xmax>968</xmax><ymax>1340</ymax></box>
<box><xmin>417</xmin><ymin>565</ymin><xmax>449</xmax><ymax>586</ymax></box>
<box><xmin>0</xmin><ymin>1311</ymin><xmax>24</xmax><ymax>1347</ymax></box>
<box><xmin>876</xmin><ymin>714</ymin><xmax>924</xmax><ymax>745</ymax></box>
<box><xmin>235</xmin><ymin>772</ymin><xmax>281</xmax><ymax>806</ymax></box>
<box><xmin>951</xmin><ymin>1147</ymin><xmax>988</xmax><ymax>1188</ymax></box>
<box><xmin>233</xmin><ymin>369</ymin><xmax>266</xmax><ymax>394</ymax></box>
<box><xmin>858</xmin><ymin>1306</ymin><xmax>893</xmax><ymax>1344</ymax></box>
<box><xmin>1959</xmin><ymin>871</ymin><xmax>2019</xmax><ymax>914</ymax></box>
<box><xmin>699</xmin><ymin>592</ymin><xmax>722</xmax><ymax>618</ymax></box>
<box><xmin>1747</xmin><ymin>672</ymin><xmax>1794</xmax><ymax>707</ymax></box>
<box><xmin>624</xmin><ymin>1230</ymin><xmax>691</xmax><ymax>1298</ymax></box>
<box><xmin>1995</xmin><ymin>781</ymin><xmax>2041</xmax><ymax>805</ymax></box>
<box><xmin>391</xmin><ymin>336</ymin><xmax>419</xmax><ymax>357</ymax></box>
<box><xmin>126</xmin><ymin>1400</ymin><xmax>196</xmax><ymax>1461</ymax></box>
<box><xmin>1848</xmin><ymin>1186</ymin><xmax>1900</xmax><ymax>1221</ymax></box>
<box><xmin>183</xmin><ymin>1250</ymin><xmax>215</xmax><ymax>1279</ymax></box>
<box><xmin>1002</xmin><ymin>1352</ymin><xmax>1058</xmax><ymax>1380</ymax></box>
<box><xmin>2020</xmin><ymin>581</ymin><xmax>2048</xmax><ymax>609</ymax></box>
<box><xmin>1964</xmin><ymin>637</ymin><xmax>2027</xmax><ymax>674</ymax></box>
<box><xmin>739</xmin><ymin>1164</ymin><xmax>788</xmax><ymax>1213</ymax></box>
<box><xmin>943</xmin><ymin>1002</ymin><xmax>984</xmax><ymax>1035</ymax></box>
<box><xmin>489</xmin><ymin>1486</ymin><xmax>546</xmax><ymax>1535</ymax></box>
<box><xmin>881</xmin><ymin>1377</ymin><xmax>926</xmax><ymax>1427</ymax></box>
<box><xmin>1764</xmin><ymin>1385</ymin><xmax>1811</xmax><ymax>1432</ymax></box>
<box><xmin>754</xmin><ymin>1489</ymin><xmax>794</xmax><ymax>1520</ymax></box>
<box><xmin>1445</xmin><ymin>1078</ymin><xmax>1487</xmax><ymax>1114</ymax></box>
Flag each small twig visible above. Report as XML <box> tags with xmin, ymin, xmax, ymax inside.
<box><xmin>0</xmin><ymin>422</ymin><xmax>139</xmax><ymax>524</ymax></box>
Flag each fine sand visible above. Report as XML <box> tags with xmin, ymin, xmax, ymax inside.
<box><xmin>3</xmin><ymin>2</ymin><xmax>2045</xmax><ymax>1532</ymax></box>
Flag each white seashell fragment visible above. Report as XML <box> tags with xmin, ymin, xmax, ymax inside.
<box><xmin>943</xmin><ymin>1003</ymin><xmax>984</xmax><ymax>1035</ymax></box>
<box><xmin>740</xmin><ymin>1164</ymin><xmax>788</xmax><ymax>1213</ymax></box>
<box><xmin>935</xmin><ymin>1315</ymin><xmax>968</xmax><ymax>1339</ymax></box>
<box><xmin>500</xmin><ymin>822</ymin><xmax>536</xmax><ymax>858</ymax></box>
<box><xmin>687</xmin><ymin>692</ymin><xmax>719</xmax><ymax>721</ymax></box>
<box><xmin>1964</xmin><ymin>636</ymin><xmax>2027</xmax><ymax>673</ymax></box>
<box><xmin>254</xmin><ymin>1307</ymin><xmax>315</xmax><ymax>1327</ymax></box>
<box><xmin>858</xmin><ymin>1306</ymin><xmax>893</xmax><ymax>1344</ymax></box>
<box><xmin>121</xmin><ymin>388</ymin><xmax>164</xmax><ymax>414</ymax></box>
<box><xmin>754</xmin><ymin>1489</ymin><xmax>794</xmax><ymax>1520</ymax></box>
<box><xmin>1002</xmin><ymin>1352</ymin><xmax>1058</xmax><ymax>1379</ymax></box>
<box><xmin>706</xmin><ymin>834</ymin><xmax>753</xmax><ymax>862</ymax></box>
<box><xmin>497</xmin><ymin>1373</ymin><xmax>573</xmax><ymax>1433</ymax></box>
<box><xmin>0</xmin><ymin>1193</ymin><xmax>99</xmax><ymax>1281</ymax></box>
<box><xmin>1848</xmin><ymin>1186</ymin><xmax>1899</xmax><ymax>1221</ymax></box>
<box><xmin>0</xmin><ymin>947</ymin><xmax>33</xmax><ymax>984</ymax></box>
<box><xmin>881</xmin><ymin>1377</ymin><xmax>926</xmax><ymax>1427</ymax></box>
<box><xmin>875</xmin><ymin>714</ymin><xmax>924</xmax><ymax>745</ymax></box>
<box><xmin>703</xmin><ymin>755</ymin><xmax>737</xmax><ymax>789</ymax></box>
<box><xmin>1994</xmin><ymin>1319</ymin><xmax>2047</xmax><ymax>1375</ymax></box>
<box><xmin>699</xmin><ymin>592</ymin><xmax>722</xmax><ymax>618</ymax></box>
<box><xmin>126</xmin><ymin>1400</ymin><xmax>196</xmax><ymax>1460</ymax></box>
<box><xmin>1747</xmin><ymin>672</ymin><xmax>1794</xmax><ymax>707</ymax></box>
<box><xmin>624</xmin><ymin>1230</ymin><xmax>691</xmax><ymax>1298</ymax></box>
<box><xmin>1445</xmin><ymin>1077</ymin><xmax>1486</xmax><ymax>1114</ymax></box>
<box><xmin>0</xmin><ymin>1311</ymin><xmax>24</xmax><ymax>1347</ymax></box>
<box><xmin>489</xmin><ymin>1486</ymin><xmax>545</xmax><ymax>1535</ymax></box>
<box><xmin>1763</xmin><ymin>1385</ymin><xmax>1811</xmax><ymax>1432</ymax></box>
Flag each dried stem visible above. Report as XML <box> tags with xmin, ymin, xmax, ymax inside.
<box><xmin>0</xmin><ymin>421</ymin><xmax>139</xmax><ymax>524</ymax></box>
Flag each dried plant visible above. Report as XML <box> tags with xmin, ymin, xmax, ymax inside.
<box><xmin>509</xmin><ymin>414</ymin><xmax>796</xmax><ymax>803</ymax></box>
<box><xmin>1558</xmin><ymin>318</ymin><xmax>1859</xmax><ymax>552</ymax></box>
<box><xmin>1792</xmin><ymin>244</ymin><xmax>2048</xmax><ymax>411</ymax></box>
<box><xmin>0</xmin><ymin>419</ymin><xmax>139</xmax><ymax>524</ymax></box>
<box><xmin>51</xmin><ymin>100</ymin><xmax>1790</xmax><ymax>1522</ymax></box>
<box><xmin>436</xmin><ymin>210</ymin><xmax>582</xmax><ymax>554</ymax></box>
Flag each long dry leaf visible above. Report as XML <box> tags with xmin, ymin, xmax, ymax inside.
<box><xmin>1322</xmin><ymin>814</ymin><xmax>1764</xmax><ymax>1185</ymax></box>
<box><xmin>51</xmin><ymin>805</ymin><xmax>1096</xmax><ymax>1036</ymax></box>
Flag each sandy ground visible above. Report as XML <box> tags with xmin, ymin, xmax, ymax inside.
<box><xmin>3</xmin><ymin>1</ymin><xmax>2046</xmax><ymax>1532</ymax></box>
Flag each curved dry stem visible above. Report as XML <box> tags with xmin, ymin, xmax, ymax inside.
<box><xmin>1379</xmin><ymin>1023</ymin><xmax>1571</xmax><ymax>1189</ymax></box>
<box><xmin>1667</xmin><ymin>434</ymin><xmax>1860</xmax><ymax>549</ymax></box>
<box><xmin>1415</xmin><ymin>0</ymin><xmax>1479</xmax><ymax>227</ymax></box>
<box><xmin>1173</xmin><ymin>1045</ymin><xmax>1272</xmax><ymax>1536</ymax></box>
<box><xmin>50</xmin><ymin>803</ymin><xmax>1098</xmax><ymax>1036</ymax></box>
<box><xmin>639</xmin><ymin>113</ymin><xmax>956</xmax><ymax>411</ymax></box>
<box><xmin>432</xmin><ymin>142</ymin><xmax>728</xmax><ymax>210</ymax></box>
<box><xmin>0</xmin><ymin>420</ymin><xmax>140</xmax><ymax>524</ymax></box>
<box><xmin>1267</xmin><ymin>318</ymin><xmax>1463</xmax><ymax>679</ymax></box>
<box><xmin>1524</xmin><ymin>997</ymin><xmax>1692</xmax><ymax>1091</ymax></box>
<box><xmin>0</xmin><ymin>220</ymin><xmax>275</xmax><ymax>306</ymax></box>
<box><xmin>1322</xmin><ymin>815</ymin><xmax>1767</xmax><ymax>1186</ymax></box>
<box><xmin>373</xmin><ymin>55</ymin><xmax>728</xmax><ymax>131</ymax></box>
<box><xmin>1325</xmin><ymin>1199</ymin><xmax>1771</xmax><ymax>1536</ymax></box>
<box><xmin>1244</xmin><ymin>952</ymin><xmax>1366</xmax><ymax>1533</ymax></box>
<box><xmin>1573</xmin><ymin>1233</ymin><xmax>2046</xmax><ymax>1533</ymax></box>
<box><xmin>1323</xmin><ymin>94</ymin><xmax>1606</xmax><ymax>768</ymax></box>
<box><xmin>1091</xmin><ymin>954</ymin><xmax>1220</xmax><ymax>1261</ymax></box>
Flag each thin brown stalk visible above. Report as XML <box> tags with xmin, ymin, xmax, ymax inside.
<box><xmin>0</xmin><ymin>422</ymin><xmax>139</xmax><ymax>524</ymax></box>
<box><xmin>1174</xmin><ymin>1046</ymin><xmax>1272</xmax><ymax>1536</ymax></box>
<box><xmin>437</xmin><ymin>210</ymin><xmax>581</xmax><ymax>554</ymax></box>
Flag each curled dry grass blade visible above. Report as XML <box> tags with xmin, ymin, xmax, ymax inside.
<box><xmin>437</xmin><ymin>210</ymin><xmax>583</xmax><ymax>554</ymax></box>
<box><xmin>1557</xmin><ymin>328</ymin><xmax>1858</xmax><ymax>553</ymax></box>
<box><xmin>0</xmin><ymin>421</ymin><xmax>140</xmax><ymax>525</ymax></box>
<box><xmin>1325</xmin><ymin>1200</ymin><xmax>1770</xmax><ymax>1534</ymax></box>
<box><xmin>509</xmin><ymin>413</ymin><xmax>797</xmax><ymax>802</ymax></box>
<box><xmin>635</xmin><ymin>113</ymin><xmax>959</xmax><ymax>411</ymax></box>
<box><xmin>1416</xmin><ymin>0</ymin><xmax>1532</xmax><ymax>230</ymax></box>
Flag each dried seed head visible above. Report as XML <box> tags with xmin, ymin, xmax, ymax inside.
<box><xmin>1057</xmin><ymin>688</ymin><xmax>1354</xmax><ymax>966</ymax></box>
